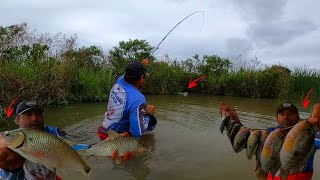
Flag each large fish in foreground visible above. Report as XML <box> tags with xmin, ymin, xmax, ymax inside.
<box><xmin>77</xmin><ymin>130</ymin><xmax>150</xmax><ymax>157</ymax></box>
<box><xmin>0</xmin><ymin>128</ymin><xmax>90</xmax><ymax>176</ymax></box>
<box><xmin>279</xmin><ymin>120</ymin><xmax>315</xmax><ymax>180</ymax></box>
<box><xmin>258</xmin><ymin>128</ymin><xmax>286</xmax><ymax>179</ymax></box>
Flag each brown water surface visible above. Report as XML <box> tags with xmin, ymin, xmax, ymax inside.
<box><xmin>3</xmin><ymin>95</ymin><xmax>319</xmax><ymax>180</ymax></box>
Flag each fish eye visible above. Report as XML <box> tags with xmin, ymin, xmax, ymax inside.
<box><xmin>5</xmin><ymin>132</ymin><xmax>9</xmax><ymax>137</ymax></box>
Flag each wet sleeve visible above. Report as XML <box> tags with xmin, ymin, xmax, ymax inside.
<box><xmin>267</xmin><ymin>127</ymin><xmax>276</xmax><ymax>133</ymax></box>
<box><xmin>129</xmin><ymin>101</ymin><xmax>150</xmax><ymax>138</ymax></box>
<box><xmin>315</xmin><ymin>131</ymin><xmax>320</xmax><ymax>149</ymax></box>
<box><xmin>0</xmin><ymin>168</ymin><xmax>24</xmax><ymax>180</ymax></box>
<box><xmin>314</xmin><ymin>140</ymin><xmax>320</xmax><ymax>149</ymax></box>
<box><xmin>146</xmin><ymin>115</ymin><xmax>157</xmax><ymax>130</ymax></box>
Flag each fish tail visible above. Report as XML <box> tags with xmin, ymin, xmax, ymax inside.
<box><xmin>82</xmin><ymin>165</ymin><xmax>92</xmax><ymax>180</ymax></box>
<box><xmin>84</xmin><ymin>165</ymin><xmax>91</xmax><ymax>180</ymax></box>
<box><xmin>219</xmin><ymin>121</ymin><xmax>225</xmax><ymax>134</ymax></box>
<box><xmin>255</xmin><ymin>167</ymin><xmax>268</xmax><ymax>180</ymax></box>
<box><xmin>279</xmin><ymin>167</ymin><xmax>289</xmax><ymax>180</ymax></box>
<box><xmin>247</xmin><ymin>150</ymin><xmax>253</xmax><ymax>160</ymax></box>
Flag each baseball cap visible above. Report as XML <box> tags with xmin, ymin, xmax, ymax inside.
<box><xmin>276</xmin><ymin>102</ymin><xmax>298</xmax><ymax>114</ymax></box>
<box><xmin>125</xmin><ymin>62</ymin><xmax>147</xmax><ymax>78</ymax></box>
<box><xmin>16</xmin><ymin>101</ymin><xmax>44</xmax><ymax>115</ymax></box>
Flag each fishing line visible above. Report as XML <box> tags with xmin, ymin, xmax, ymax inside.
<box><xmin>112</xmin><ymin>11</ymin><xmax>204</xmax><ymax>79</ymax></box>
<box><xmin>0</xmin><ymin>118</ymin><xmax>11</xmax><ymax>131</ymax></box>
<box><xmin>150</xmin><ymin>10</ymin><xmax>205</xmax><ymax>56</ymax></box>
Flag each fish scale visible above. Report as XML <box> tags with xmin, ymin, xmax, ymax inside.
<box><xmin>279</xmin><ymin>120</ymin><xmax>315</xmax><ymax>179</ymax></box>
<box><xmin>76</xmin><ymin>130</ymin><xmax>150</xmax><ymax>158</ymax></box>
<box><xmin>259</xmin><ymin>128</ymin><xmax>286</xmax><ymax>179</ymax></box>
<box><xmin>86</xmin><ymin>136</ymin><xmax>142</xmax><ymax>156</ymax></box>
<box><xmin>246</xmin><ymin>130</ymin><xmax>261</xmax><ymax>160</ymax></box>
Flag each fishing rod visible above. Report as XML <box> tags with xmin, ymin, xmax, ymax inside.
<box><xmin>150</xmin><ymin>10</ymin><xmax>204</xmax><ymax>57</ymax></box>
<box><xmin>112</xmin><ymin>11</ymin><xmax>204</xmax><ymax>79</ymax></box>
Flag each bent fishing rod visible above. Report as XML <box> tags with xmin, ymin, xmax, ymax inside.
<box><xmin>150</xmin><ymin>10</ymin><xmax>204</xmax><ymax>57</ymax></box>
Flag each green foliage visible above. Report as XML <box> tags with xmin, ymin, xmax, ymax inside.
<box><xmin>143</xmin><ymin>60</ymin><xmax>188</xmax><ymax>94</ymax></box>
<box><xmin>108</xmin><ymin>39</ymin><xmax>153</xmax><ymax>76</ymax></box>
<box><xmin>71</xmin><ymin>68</ymin><xmax>113</xmax><ymax>102</ymax></box>
<box><xmin>1</xmin><ymin>23</ymin><xmax>320</xmax><ymax>107</ymax></box>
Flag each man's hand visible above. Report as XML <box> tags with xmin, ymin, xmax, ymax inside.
<box><xmin>0</xmin><ymin>147</ymin><xmax>25</xmax><ymax>170</ymax></box>
<box><xmin>146</xmin><ymin>105</ymin><xmax>155</xmax><ymax>116</ymax></box>
<box><xmin>108</xmin><ymin>132</ymin><xmax>135</xmax><ymax>164</ymax></box>
<box><xmin>219</xmin><ymin>101</ymin><xmax>240</xmax><ymax>123</ymax></box>
<box><xmin>307</xmin><ymin>103</ymin><xmax>320</xmax><ymax>129</ymax></box>
<box><xmin>141</xmin><ymin>58</ymin><xmax>149</xmax><ymax>66</ymax></box>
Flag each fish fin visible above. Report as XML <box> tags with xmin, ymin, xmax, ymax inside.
<box><xmin>83</xmin><ymin>164</ymin><xmax>91</xmax><ymax>176</ymax></box>
<box><xmin>270</xmin><ymin>168</ymin><xmax>279</xmax><ymax>179</ymax></box>
<box><xmin>63</xmin><ymin>138</ymin><xmax>77</xmax><ymax>147</ymax></box>
<box><xmin>279</xmin><ymin>167</ymin><xmax>289</xmax><ymax>180</ymax></box>
<box><xmin>86</xmin><ymin>168</ymin><xmax>92</xmax><ymax>180</ymax></box>
<box><xmin>61</xmin><ymin>169</ymin><xmax>70</xmax><ymax>176</ymax></box>
<box><xmin>76</xmin><ymin>149</ymin><xmax>91</xmax><ymax>160</ymax></box>
<box><xmin>136</xmin><ymin>138</ymin><xmax>149</xmax><ymax>149</ymax></box>
<box><xmin>220</xmin><ymin>117</ymin><xmax>226</xmax><ymax>134</ymax></box>
<box><xmin>255</xmin><ymin>167</ymin><xmax>268</xmax><ymax>180</ymax></box>
<box><xmin>115</xmin><ymin>155</ymin><xmax>122</xmax><ymax>164</ymax></box>
<box><xmin>107</xmin><ymin>130</ymin><xmax>120</xmax><ymax>140</ymax></box>
<box><xmin>93</xmin><ymin>155</ymin><xmax>99</xmax><ymax>160</ymax></box>
<box><xmin>220</xmin><ymin>116</ymin><xmax>231</xmax><ymax>134</ymax></box>
<box><xmin>246</xmin><ymin>148</ymin><xmax>253</xmax><ymax>160</ymax></box>
<box><xmin>44</xmin><ymin>165</ymin><xmax>56</xmax><ymax>172</ymax></box>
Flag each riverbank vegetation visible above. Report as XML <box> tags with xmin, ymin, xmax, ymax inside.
<box><xmin>1</xmin><ymin>23</ymin><xmax>319</xmax><ymax>107</ymax></box>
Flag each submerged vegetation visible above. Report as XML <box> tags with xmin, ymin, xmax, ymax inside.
<box><xmin>0</xmin><ymin>23</ymin><xmax>319</xmax><ymax>106</ymax></box>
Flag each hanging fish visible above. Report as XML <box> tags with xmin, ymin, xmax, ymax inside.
<box><xmin>279</xmin><ymin>120</ymin><xmax>315</xmax><ymax>180</ymax></box>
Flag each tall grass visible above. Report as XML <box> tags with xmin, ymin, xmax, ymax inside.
<box><xmin>2</xmin><ymin>54</ymin><xmax>320</xmax><ymax>107</ymax></box>
<box><xmin>71</xmin><ymin>68</ymin><xmax>114</xmax><ymax>101</ymax></box>
<box><xmin>290</xmin><ymin>67</ymin><xmax>320</xmax><ymax>99</ymax></box>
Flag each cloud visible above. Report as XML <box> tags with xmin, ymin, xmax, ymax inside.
<box><xmin>247</xmin><ymin>19</ymin><xmax>317</xmax><ymax>47</ymax></box>
<box><xmin>231</xmin><ymin>0</ymin><xmax>288</xmax><ymax>22</ymax></box>
<box><xmin>226</xmin><ymin>38</ymin><xmax>253</xmax><ymax>57</ymax></box>
<box><xmin>1</xmin><ymin>0</ymin><xmax>320</xmax><ymax>69</ymax></box>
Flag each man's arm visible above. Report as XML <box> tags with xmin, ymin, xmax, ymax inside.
<box><xmin>307</xmin><ymin>103</ymin><xmax>320</xmax><ymax>130</ymax></box>
<box><xmin>314</xmin><ymin>130</ymin><xmax>320</xmax><ymax>149</ymax></box>
<box><xmin>129</xmin><ymin>101</ymin><xmax>151</xmax><ymax>138</ymax></box>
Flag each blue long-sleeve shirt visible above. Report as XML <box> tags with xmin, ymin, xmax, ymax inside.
<box><xmin>101</xmin><ymin>75</ymin><xmax>155</xmax><ymax>138</ymax></box>
<box><xmin>0</xmin><ymin>126</ymin><xmax>88</xmax><ymax>180</ymax></box>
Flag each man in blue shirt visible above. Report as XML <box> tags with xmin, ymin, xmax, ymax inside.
<box><xmin>0</xmin><ymin>101</ymin><xmax>100</xmax><ymax>179</ymax></box>
<box><xmin>0</xmin><ymin>101</ymin><xmax>65</xmax><ymax>179</ymax></box>
<box><xmin>97</xmin><ymin>60</ymin><xmax>157</xmax><ymax>139</ymax></box>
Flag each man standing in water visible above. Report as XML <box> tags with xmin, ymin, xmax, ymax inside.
<box><xmin>221</xmin><ymin>101</ymin><xmax>320</xmax><ymax>180</ymax></box>
<box><xmin>97</xmin><ymin>59</ymin><xmax>157</xmax><ymax>142</ymax></box>
<box><xmin>0</xmin><ymin>101</ymin><xmax>64</xmax><ymax>179</ymax></box>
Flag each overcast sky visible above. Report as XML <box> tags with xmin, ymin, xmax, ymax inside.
<box><xmin>1</xmin><ymin>0</ymin><xmax>320</xmax><ymax>69</ymax></box>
